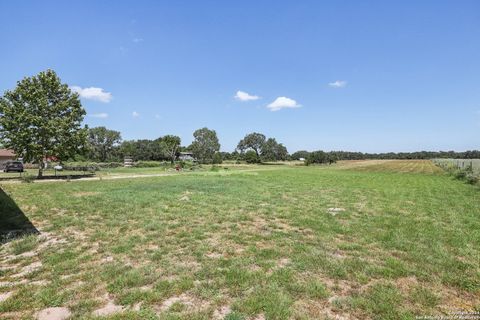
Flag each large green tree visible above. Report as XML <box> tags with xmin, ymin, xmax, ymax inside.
<box><xmin>158</xmin><ymin>135</ymin><xmax>181</xmax><ymax>164</ymax></box>
<box><xmin>88</xmin><ymin>127</ymin><xmax>122</xmax><ymax>162</ymax></box>
<box><xmin>0</xmin><ymin>70</ymin><xmax>87</xmax><ymax>177</ymax></box>
<box><xmin>190</xmin><ymin>127</ymin><xmax>220</xmax><ymax>163</ymax></box>
<box><xmin>261</xmin><ymin>138</ymin><xmax>288</xmax><ymax>161</ymax></box>
<box><xmin>237</xmin><ymin>132</ymin><xmax>266</xmax><ymax>157</ymax></box>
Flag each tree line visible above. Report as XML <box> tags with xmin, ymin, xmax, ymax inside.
<box><xmin>291</xmin><ymin>150</ymin><xmax>480</xmax><ymax>161</ymax></box>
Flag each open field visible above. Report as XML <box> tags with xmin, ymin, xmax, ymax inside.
<box><xmin>1</xmin><ymin>160</ymin><xmax>479</xmax><ymax>319</ymax></box>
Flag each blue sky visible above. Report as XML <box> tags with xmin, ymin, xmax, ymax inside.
<box><xmin>1</xmin><ymin>1</ymin><xmax>479</xmax><ymax>152</ymax></box>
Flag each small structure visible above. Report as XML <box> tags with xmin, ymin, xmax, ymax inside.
<box><xmin>178</xmin><ymin>152</ymin><xmax>195</xmax><ymax>161</ymax></box>
<box><xmin>0</xmin><ymin>149</ymin><xmax>16</xmax><ymax>169</ymax></box>
<box><xmin>124</xmin><ymin>157</ymin><xmax>134</xmax><ymax>167</ymax></box>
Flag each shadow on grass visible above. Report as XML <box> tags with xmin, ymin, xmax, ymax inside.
<box><xmin>0</xmin><ymin>187</ymin><xmax>39</xmax><ymax>243</ymax></box>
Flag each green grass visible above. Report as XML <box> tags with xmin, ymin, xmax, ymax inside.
<box><xmin>0</xmin><ymin>160</ymin><xmax>479</xmax><ymax>319</ymax></box>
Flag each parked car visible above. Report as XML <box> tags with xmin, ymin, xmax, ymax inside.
<box><xmin>3</xmin><ymin>160</ymin><xmax>24</xmax><ymax>172</ymax></box>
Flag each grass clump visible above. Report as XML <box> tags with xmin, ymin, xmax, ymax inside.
<box><xmin>10</xmin><ymin>234</ymin><xmax>38</xmax><ymax>255</ymax></box>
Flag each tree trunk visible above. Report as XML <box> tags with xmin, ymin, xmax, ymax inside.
<box><xmin>37</xmin><ymin>160</ymin><xmax>44</xmax><ymax>178</ymax></box>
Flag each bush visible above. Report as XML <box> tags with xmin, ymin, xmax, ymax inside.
<box><xmin>210</xmin><ymin>165</ymin><xmax>220</xmax><ymax>172</ymax></box>
<box><xmin>465</xmin><ymin>173</ymin><xmax>479</xmax><ymax>185</ymax></box>
<box><xmin>212</xmin><ymin>153</ymin><xmax>223</xmax><ymax>164</ymax></box>
<box><xmin>62</xmin><ymin>161</ymin><xmax>123</xmax><ymax>171</ymax></box>
<box><xmin>134</xmin><ymin>161</ymin><xmax>169</xmax><ymax>168</ymax></box>
<box><xmin>21</xmin><ymin>173</ymin><xmax>35</xmax><ymax>183</ymax></box>
<box><xmin>306</xmin><ymin>151</ymin><xmax>327</xmax><ymax>165</ymax></box>
<box><xmin>454</xmin><ymin>170</ymin><xmax>467</xmax><ymax>180</ymax></box>
<box><xmin>245</xmin><ymin>150</ymin><xmax>260</xmax><ymax>164</ymax></box>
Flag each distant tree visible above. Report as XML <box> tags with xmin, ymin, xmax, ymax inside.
<box><xmin>0</xmin><ymin>70</ymin><xmax>87</xmax><ymax>177</ymax></box>
<box><xmin>306</xmin><ymin>151</ymin><xmax>328</xmax><ymax>165</ymax></box>
<box><xmin>212</xmin><ymin>152</ymin><xmax>223</xmax><ymax>164</ymax></box>
<box><xmin>261</xmin><ymin>138</ymin><xmax>288</xmax><ymax>161</ymax></box>
<box><xmin>119</xmin><ymin>139</ymin><xmax>165</xmax><ymax>161</ymax></box>
<box><xmin>190</xmin><ymin>127</ymin><xmax>220</xmax><ymax>163</ymax></box>
<box><xmin>237</xmin><ymin>132</ymin><xmax>266</xmax><ymax>158</ymax></box>
<box><xmin>326</xmin><ymin>152</ymin><xmax>338</xmax><ymax>164</ymax></box>
<box><xmin>291</xmin><ymin>150</ymin><xmax>310</xmax><ymax>160</ymax></box>
<box><xmin>119</xmin><ymin>140</ymin><xmax>136</xmax><ymax>159</ymax></box>
<box><xmin>159</xmin><ymin>135</ymin><xmax>181</xmax><ymax>164</ymax></box>
<box><xmin>88</xmin><ymin>127</ymin><xmax>122</xmax><ymax>162</ymax></box>
<box><xmin>244</xmin><ymin>150</ymin><xmax>260</xmax><ymax>163</ymax></box>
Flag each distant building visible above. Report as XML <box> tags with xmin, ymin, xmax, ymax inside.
<box><xmin>178</xmin><ymin>152</ymin><xmax>195</xmax><ymax>161</ymax></box>
<box><xmin>0</xmin><ymin>149</ymin><xmax>16</xmax><ymax>169</ymax></box>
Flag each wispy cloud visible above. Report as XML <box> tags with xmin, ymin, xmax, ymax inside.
<box><xmin>133</xmin><ymin>38</ymin><xmax>144</xmax><ymax>43</ymax></box>
<box><xmin>234</xmin><ymin>90</ymin><xmax>260</xmax><ymax>101</ymax></box>
<box><xmin>155</xmin><ymin>114</ymin><xmax>161</xmax><ymax>119</ymax></box>
<box><xmin>267</xmin><ymin>97</ymin><xmax>301</xmax><ymax>112</ymax></box>
<box><xmin>132</xmin><ymin>111</ymin><xmax>140</xmax><ymax>118</ymax></box>
<box><xmin>71</xmin><ymin>86</ymin><xmax>112</xmax><ymax>103</ymax></box>
<box><xmin>328</xmin><ymin>80</ymin><xmax>347</xmax><ymax>88</ymax></box>
<box><xmin>89</xmin><ymin>113</ymin><xmax>109</xmax><ymax>119</ymax></box>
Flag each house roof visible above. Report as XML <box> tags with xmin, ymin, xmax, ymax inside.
<box><xmin>0</xmin><ymin>149</ymin><xmax>15</xmax><ymax>157</ymax></box>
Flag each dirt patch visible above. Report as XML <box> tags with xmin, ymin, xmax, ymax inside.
<box><xmin>132</xmin><ymin>302</ymin><xmax>142</xmax><ymax>311</ymax></box>
<box><xmin>92</xmin><ymin>294</ymin><xmax>125</xmax><ymax>316</ymax></box>
<box><xmin>179</xmin><ymin>190</ymin><xmax>192</xmax><ymax>201</ymax></box>
<box><xmin>277</xmin><ymin>257</ymin><xmax>290</xmax><ymax>268</ymax></box>
<box><xmin>157</xmin><ymin>293</ymin><xmax>195</xmax><ymax>312</ymax></box>
<box><xmin>36</xmin><ymin>307</ymin><xmax>71</xmax><ymax>320</ymax></box>
<box><xmin>101</xmin><ymin>256</ymin><xmax>114</xmax><ymax>263</ymax></box>
<box><xmin>293</xmin><ymin>299</ymin><xmax>355</xmax><ymax>320</ymax></box>
<box><xmin>395</xmin><ymin>276</ymin><xmax>418</xmax><ymax>293</ymax></box>
<box><xmin>12</xmin><ymin>261</ymin><xmax>42</xmax><ymax>278</ymax></box>
<box><xmin>327</xmin><ymin>208</ymin><xmax>346</xmax><ymax>216</ymax></box>
<box><xmin>0</xmin><ymin>279</ymin><xmax>28</xmax><ymax>287</ymax></box>
<box><xmin>206</xmin><ymin>252</ymin><xmax>223</xmax><ymax>259</ymax></box>
<box><xmin>73</xmin><ymin>191</ymin><xmax>100</xmax><ymax>197</ymax></box>
<box><xmin>212</xmin><ymin>305</ymin><xmax>231</xmax><ymax>319</ymax></box>
<box><xmin>156</xmin><ymin>293</ymin><xmax>208</xmax><ymax>313</ymax></box>
<box><xmin>0</xmin><ymin>291</ymin><xmax>13</xmax><ymax>303</ymax></box>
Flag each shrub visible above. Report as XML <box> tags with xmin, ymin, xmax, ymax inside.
<box><xmin>210</xmin><ymin>165</ymin><xmax>220</xmax><ymax>172</ymax></box>
<box><xmin>62</xmin><ymin>161</ymin><xmax>122</xmax><ymax>171</ymax></box>
<box><xmin>21</xmin><ymin>173</ymin><xmax>35</xmax><ymax>183</ymax></box>
<box><xmin>306</xmin><ymin>151</ymin><xmax>327</xmax><ymax>165</ymax></box>
<box><xmin>454</xmin><ymin>170</ymin><xmax>467</xmax><ymax>180</ymax></box>
<box><xmin>212</xmin><ymin>153</ymin><xmax>223</xmax><ymax>164</ymax></box>
<box><xmin>245</xmin><ymin>150</ymin><xmax>260</xmax><ymax>164</ymax></box>
<box><xmin>465</xmin><ymin>173</ymin><xmax>479</xmax><ymax>185</ymax></box>
<box><xmin>134</xmin><ymin>161</ymin><xmax>169</xmax><ymax>168</ymax></box>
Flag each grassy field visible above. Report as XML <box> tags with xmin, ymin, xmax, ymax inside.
<box><xmin>0</xmin><ymin>160</ymin><xmax>479</xmax><ymax>319</ymax></box>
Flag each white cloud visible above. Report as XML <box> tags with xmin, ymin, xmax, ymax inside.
<box><xmin>328</xmin><ymin>80</ymin><xmax>347</xmax><ymax>88</ymax></box>
<box><xmin>267</xmin><ymin>97</ymin><xmax>301</xmax><ymax>111</ymax></box>
<box><xmin>234</xmin><ymin>90</ymin><xmax>260</xmax><ymax>101</ymax></box>
<box><xmin>71</xmin><ymin>86</ymin><xmax>112</xmax><ymax>103</ymax></box>
<box><xmin>89</xmin><ymin>113</ymin><xmax>109</xmax><ymax>119</ymax></box>
<box><xmin>132</xmin><ymin>111</ymin><xmax>140</xmax><ymax>118</ymax></box>
<box><xmin>155</xmin><ymin>114</ymin><xmax>161</xmax><ymax>119</ymax></box>
<box><xmin>133</xmin><ymin>38</ymin><xmax>144</xmax><ymax>43</ymax></box>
